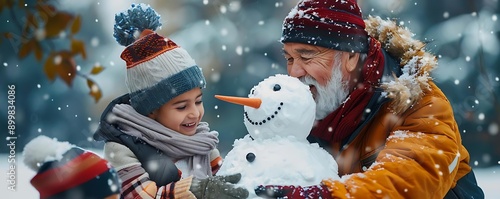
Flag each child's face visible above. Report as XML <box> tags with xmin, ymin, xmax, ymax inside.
<box><xmin>149</xmin><ymin>87</ymin><xmax>204</xmax><ymax>136</ymax></box>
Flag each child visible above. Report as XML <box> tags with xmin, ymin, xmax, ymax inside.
<box><xmin>93</xmin><ymin>4</ymin><xmax>248</xmax><ymax>199</ymax></box>
<box><xmin>23</xmin><ymin>135</ymin><xmax>121</xmax><ymax>199</ymax></box>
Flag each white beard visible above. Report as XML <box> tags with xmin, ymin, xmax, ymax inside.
<box><xmin>300</xmin><ymin>53</ymin><xmax>349</xmax><ymax>120</ymax></box>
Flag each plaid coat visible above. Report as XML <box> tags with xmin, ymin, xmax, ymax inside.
<box><xmin>104</xmin><ymin>142</ymin><xmax>222</xmax><ymax>199</ymax></box>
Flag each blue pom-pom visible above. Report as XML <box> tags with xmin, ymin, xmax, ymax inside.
<box><xmin>113</xmin><ymin>3</ymin><xmax>162</xmax><ymax>46</ymax></box>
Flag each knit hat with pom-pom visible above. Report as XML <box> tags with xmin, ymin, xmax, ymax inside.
<box><xmin>22</xmin><ymin>135</ymin><xmax>121</xmax><ymax>199</ymax></box>
<box><xmin>114</xmin><ymin>3</ymin><xmax>206</xmax><ymax>116</ymax></box>
<box><xmin>282</xmin><ymin>0</ymin><xmax>369</xmax><ymax>53</ymax></box>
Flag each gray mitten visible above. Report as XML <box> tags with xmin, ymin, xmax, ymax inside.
<box><xmin>190</xmin><ymin>173</ymin><xmax>249</xmax><ymax>199</ymax></box>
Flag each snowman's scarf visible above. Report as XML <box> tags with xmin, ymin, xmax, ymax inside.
<box><xmin>311</xmin><ymin>37</ymin><xmax>385</xmax><ymax>144</ymax></box>
<box><xmin>108</xmin><ymin>104</ymin><xmax>219</xmax><ymax>179</ymax></box>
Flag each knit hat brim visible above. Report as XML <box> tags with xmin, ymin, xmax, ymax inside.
<box><xmin>281</xmin><ymin>19</ymin><xmax>369</xmax><ymax>53</ymax></box>
<box><xmin>281</xmin><ymin>0</ymin><xmax>369</xmax><ymax>53</ymax></box>
<box><xmin>130</xmin><ymin>65</ymin><xmax>206</xmax><ymax>115</ymax></box>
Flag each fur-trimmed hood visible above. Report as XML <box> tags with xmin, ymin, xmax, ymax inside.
<box><xmin>365</xmin><ymin>16</ymin><xmax>438</xmax><ymax>114</ymax></box>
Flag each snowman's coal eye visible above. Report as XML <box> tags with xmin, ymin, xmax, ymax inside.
<box><xmin>273</xmin><ymin>84</ymin><xmax>281</xmax><ymax>91</ymax></box>
<box><xmin>251</xmin><ymin>89</ymin><xmax>255</xmax><ymax>95</ymax></box>
<box><xmin>246</xmin><ymin>152</ymin><xmax>256</xmax><ymax>162</ymax></box>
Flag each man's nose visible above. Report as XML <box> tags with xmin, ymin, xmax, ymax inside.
<box><xmin>288</xmin><ymin>62</ymin><xmax>306</xmax><ymax>78</ymax></box>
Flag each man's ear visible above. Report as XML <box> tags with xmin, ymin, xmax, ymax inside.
<box><xmin>344</xmin><ymin>52</ymin><xmax>360</xmax><ymax>72</ymax></box>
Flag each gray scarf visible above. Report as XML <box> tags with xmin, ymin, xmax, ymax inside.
<box><xmin>107</xmin><ymin>104</ymin><xmax>219</xmax><ymax>178</ymax></box>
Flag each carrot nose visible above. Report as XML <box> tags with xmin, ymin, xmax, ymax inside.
<box><xmin>215</xmin><ymin>95</ymin><xmax>262</xmax><ymax>109</ymax></box>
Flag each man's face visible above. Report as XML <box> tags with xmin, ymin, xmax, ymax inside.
<box><xmin>283</xmin><ymin>42</ymin><xmax>350</xmax><ymax>119</ymax></box>
<box><xmin>283</xmin><ymin>43</ymin><xmax>339</xmax><ymax>86</ymax></box>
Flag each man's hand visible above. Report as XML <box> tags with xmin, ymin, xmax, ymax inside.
<box><xmin>254</xmin><ymin>184</ymin><xmax>332</xmax><ymax>199</ymax></box>
<box><xmin>190</xmin><ymin>173</ymin><xmax>249</xmax><ymax>199</ymax></box>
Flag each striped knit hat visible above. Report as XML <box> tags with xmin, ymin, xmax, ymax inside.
<box><xmin>23</xmin><ymin>135</ymin><xmax>121</xmax><ymax>199</ymax></box>
<box><xmin>282</xmin><ymin>0</ymin><xmax>369</xmax><ymax>53</ymax></box>
<box><xmin>114</xmin><ymin>4</ymin><xmax>206</xmax><ymax>115</ymax></box>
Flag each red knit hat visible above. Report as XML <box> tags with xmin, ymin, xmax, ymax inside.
<box><xmin>282</xmin><ymin>0</ymin><xmax>369</xmax><ymax>53</ymax></box>
<box><xmin>23</xmin><ymin>135</ymin><xmax>121</xmax><ymax>199</ymax></box>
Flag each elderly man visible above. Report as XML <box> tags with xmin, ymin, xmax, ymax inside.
<box><xmin>255</xmin><ymin>0</ymin><xmax>484</xmax><ymax>198</ymax></box>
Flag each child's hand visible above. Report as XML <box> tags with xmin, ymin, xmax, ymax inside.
<box><xmin>190</xmin><ymin>173</ymin><xmax>249</xmax><ymax>199</ymax></box>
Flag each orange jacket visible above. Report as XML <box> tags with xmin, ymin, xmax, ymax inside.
<box><xmin>319</xmin><ymin>16</ymin><xmax>476</xmax><ymax>199</ymax></box>
<box><xmin>323</xmin><ymin>82</ymin><xmax>471</xmax><ymax>198</ymax></box>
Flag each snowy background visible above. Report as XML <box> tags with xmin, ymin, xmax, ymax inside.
<box><xmin>0</xmin><ymin>0</ymin><xmax>499</xmax><ymax>198</ymax></box>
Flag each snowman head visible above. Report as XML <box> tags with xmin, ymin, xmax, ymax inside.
<box><xmin>216</xmin><ymin>74</ymin><xmax>316</xmax><ymax>140</ymax></box>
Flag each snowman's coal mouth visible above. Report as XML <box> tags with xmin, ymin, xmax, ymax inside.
<box><xmin>244</xmin><ymin>102</ymin><xmax>283</xmax><ymax>126</ymax></box>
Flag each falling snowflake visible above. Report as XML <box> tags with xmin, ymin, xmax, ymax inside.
<box><xmin>236</xmin><ymin>46</ymin><xmax>243</xmax><ymax>55</ymax></box>
<box><xmin>220</xmin><ymin>5</ymin><xmax>227</xmax><ymax>14</ymax></box>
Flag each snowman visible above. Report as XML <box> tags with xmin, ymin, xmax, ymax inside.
<box><xmin>215</xmin><ymin>74</ymin><xmax>340</xmax><ymax>198</ymax></box>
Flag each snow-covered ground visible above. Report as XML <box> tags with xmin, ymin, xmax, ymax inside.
<box><xmin>1</xmin><ymin>153</ymin><xmax>499</xmax><ymax>198</ymax></box>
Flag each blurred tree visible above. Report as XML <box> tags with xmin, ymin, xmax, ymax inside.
<box><xmin>1</xmin><ymin>0</ymin><xmax>103</xmax><ymax>102</ymax></box>
<box><xmin>0</xmin><ymin>0</ymin><xmax>110</xmax><ymax>154</ymax></box>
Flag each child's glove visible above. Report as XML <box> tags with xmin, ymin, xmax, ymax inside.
<box><xmin>254</xmin><ymin>184</ymin><xmax>332</xmax><ymax>199</ymax></box>
<box><xmin>190</xmin><ymin>173</ymin><xmax>249</xmax><ymax>199</ymax></box>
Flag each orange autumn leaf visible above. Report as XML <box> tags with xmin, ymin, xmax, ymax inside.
<box><xmin>0</xmin><ymin>0</ymin><xmax>14</xmax><ymax>12</ymax></box>
<box><xmin>25</xmin><ymin>12</ymin><xmax>39</xmax><ymax>31</ymax></box>
<box><xmin>18</xmin><ymin>39</ymin><xmax>43</xmax><ymax>60</ymax></box>
<box><xmin>17</xmin><ymin>0</ymin><xmax>25</xmax><ymax>7</ymax></box>
<box><xmin>56</xmin><ymin>51</ymin><xmax>77</xmax><ymax>86</ymax></box>
<box><xmin>36</xmin><ymin>4</ymin><xmax>56</xmax><ymax>24</ymax></box>
<box><xmin>71</xmin><ymin>15</ymin><xmax>81</xmax><ymax>35</ymax></box>
<box><xmin>71</xmin><ymin>39</ymin><xmax>86</xmax><ymax>59</ymax></box>
<box><xmin>34</xmin><ymin>41</ymin><xmax>43</xmax><ymax>61</ymax></box>
<box><xmin>44</xmin><ymin>12</ymin><xmax>74</xmax><ymax>38</ymax></box>
<box><xmin>3</xmin><ymin>32</ymin><xmax>13</xmax><ymax>39</ymax></box>
<box><xmin>90</xmin><ymin>64</ymin><xmax>104</xmax><ymax>75</ymax></box>
<box><xmin>43</xmin><ymin>51</ymin><xmax>77</xmax><ymax>86</ymax></box>
<box><xmin>87</xmin><ymin>79</ymin><xmax>102</xmax><ymax>102</ymax></box>
<box><xmin>19</xmin><ymin>39</ymin><xmax>35</xmax><ymax>59</ymax></box>
<box><xmin>44</xmin><ymin>52</ymin><xmax>58</xmax><ymax>81</ymax></box>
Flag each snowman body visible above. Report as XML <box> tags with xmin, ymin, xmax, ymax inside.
<box><xmin>216</xmin><ymin>75</ymin><xmax>341</xmax><ymax>198</ymax></box>
<box><xmin>217</xmin><ymin>135</ymin><xmax>339</xmax><ymax>198</ymax></box>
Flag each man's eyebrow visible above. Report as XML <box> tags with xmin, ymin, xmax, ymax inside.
<box><xmin>295</xmin><ymin>48</ymin><xmax>318</xmax><ymax>55</ymax></box>
<box><xmin>282</xmin><ymin>48</ymin><xmax>318</xmax><ymax>56</ymax></box>
<box><xmin>282</xmin><ymin>49</ymin><xmax>290</xmax><ymax>56</ymax></box>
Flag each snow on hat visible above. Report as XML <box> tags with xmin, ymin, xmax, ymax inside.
<box><xmin>114</xmin><ymin>3</ymin><xmax>206</xmax><ymax>115</ymax></box>
<box><xmin>22</xmin><ymin>135</ymin><xmax>121</xmax><ymax>199</ymax></box>
<box><xmin>282</xmin><ymin>0</ymin><xmax>369</xmax><ymax>53</ymax></box>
